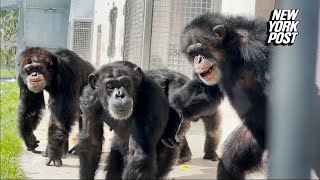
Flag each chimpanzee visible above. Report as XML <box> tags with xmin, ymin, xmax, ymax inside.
<box><xmin>180</xmin><ymin>13</ymin><xmax>271</xmax><ymax>179</ymax></box>
<box><xmin>77</xmin><ymin>61</ymin><xmax>180</xmax><ymax>179</ymax></box>
<box><xmin>17</xmin><ymin>47</ymin><xmax>95</xmax><ymax>167</ymax></box>
<box><xmin>146</xmin><ymin>69</ymin><xmax>223</xmax><ymax>163</ymax></box>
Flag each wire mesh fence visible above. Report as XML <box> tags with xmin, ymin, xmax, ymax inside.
<box><xmin>123</xmin><ymin>0</ymin><xmax>213</xmax><ymax>77</ymax></box>
<box><xmin>123</xmin><ymin>0</ymin><xmax>145</xmax><ymax>66</ymax></box>
<box><xmin>150</xmin><ymin>0</ymin><xmax>213</xmax><ymax>77</ymax></box>
<box><xmin>71</xmin><ymin>20</ymin><xmax>93</xmax><ymax>62</ymax></box>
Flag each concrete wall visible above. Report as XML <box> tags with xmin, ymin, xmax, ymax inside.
<box><xmin>69</xmin><ymin>0</ymin><xmax>94</xmax><ymax>18</ymax></box>
<box><xmin>215</xmin><ymin>0</ymin><xmax>274</xmax><ymax>20</ymax></box>
<box><xmin>91</xmin><ymin>0</ymin><xmax>126</xmax><ymax>67</ymax></box>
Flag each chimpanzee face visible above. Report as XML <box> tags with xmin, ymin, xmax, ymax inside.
<box><xmin>18</xmin><ymin>48</ymin><xmax>54</xmax><ymax>93</ymax></box>
<box><xmin>181</xmin><ymin>24</ymin><xmax>227</xmax><ymax>86</ymax></box>
<box><xmin>88</xmin><ymin>62</ymin><xmax>143</xmax><ymax>120</ymax></box>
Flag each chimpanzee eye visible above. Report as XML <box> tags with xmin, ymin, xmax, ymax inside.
<box><xmin>107</xmin><ymin>84</ymin><xmax>113</xmax><ymax>90</ymax></box>
<box><xmin>123</xmin><ymin>83</ymin><xmax>129</xmax><ymax>87</ymax></box>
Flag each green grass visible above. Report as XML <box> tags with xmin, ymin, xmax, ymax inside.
<box><xmin>0</xmin><ymin>80</ymin><xmax>25</xmax><ymax>179</ymax></box>
<box><xmin>0</xmin><ymin>67</ymin><xmax>16</xmax><ymax>78</ymax></box>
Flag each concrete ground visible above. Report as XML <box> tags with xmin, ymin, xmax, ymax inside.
<box><xmin>19</xmin><ymin>92</ymin><xmax>317</xmax><ymax>179</ymax></box>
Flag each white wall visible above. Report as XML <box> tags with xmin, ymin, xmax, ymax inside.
<box><xmin>69</xmin><ymin>0</ymin><xmax>95</xmax><ymax>18</ymax></box>
<box><xmin>91</xmin><ymin>0</ymin><xmax>126</xmax><ymax>67</ymax></box>
<box><xmin>219</xmin><ymin>0</ymin><xmax>256</xmax><ymax>16</ymax></box>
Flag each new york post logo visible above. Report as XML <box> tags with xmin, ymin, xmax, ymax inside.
<box><xmin>266</xmin><ymin>9</ymin><xmax>299</xmax><ymax>45</ymax></box>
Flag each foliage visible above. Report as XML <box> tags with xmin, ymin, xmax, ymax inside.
<box><xmin>0</xmin><ymin>9</ymin><xmax>18</xmax><ymax>76</ymax></box>
<box><xmin>0</xmin><ymin>81</ymin><xmax>25</xmax><ymax>179</ymax></box>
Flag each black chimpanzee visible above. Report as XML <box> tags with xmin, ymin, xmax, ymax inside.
<box><xmin>146</xmin><ymin>69</ymin><xmax>223</xmax><ymax>163</ymax></box>
<box><xmin>77</xmin><ymin>61</ymin><xmax>180</xmax><ymax>179</ymax></box>
<box><xmin>180</xmin><ymin>13</ymin><xmax>271</xmax><ymax>179</ymax></box>
<box><xmin>17</xmin><ymin>47</ymin><xmax>94</xmax><ymax>167</ymax></box>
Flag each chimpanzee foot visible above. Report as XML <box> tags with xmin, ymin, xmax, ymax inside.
<box><xmin>42</xmin><ymin>151</ymin><xmax>48</xmax><ymax>157</ymax></box>
<box><xmin>45</xmin><ymin>158</ymin><xmax>63</xmax><ymax>167</ymax></box>
<box><xmin>178</xmin><ymin>153</ymin><xmax>192</xmax><ymax>164</ymax></box>
<box><xmin>203</xmin><ymin>151</ymin><xmax>219</xmax><ymax>161</ymax></box>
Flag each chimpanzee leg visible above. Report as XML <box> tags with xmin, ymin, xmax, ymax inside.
<box><xmin>45</xmin><ymin>120</ymin><xmax>69</xmax><ymax>167</ymax></box>
<box><xmin>105</xmin><ymin>148</ymin><xmax>123</xmax><ymax>180</ymax></box>
<box><xmin>178</xmin><ymin>135</ymin><xmax>192</xmax><ymax>164</ymax></box>
<box><xmin>45</xmin><ymin>98</ymin><xmax>77</xmax><ymax>167</ymax></box>
<box><xmin>202</xmin><ymin>110</ymin><xmax>221</xmax><ymax>161</ymax></box>
<box><xmin>156</xmin><ymin>143</ymin><xmax>179</xmax><ymax>178</ymax></box>
<box><xmin>217</xmin><ymin>125</ymin><xmax>264</xmax><ymax>180</ymax></box>
<box><xmin>68</xmin><ymin>114</ymin><xmax>83</xmax><ymax>155</ymax></box>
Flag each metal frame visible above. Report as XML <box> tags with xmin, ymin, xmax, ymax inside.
<box><xmin>141</xmin><ymin>0</ymin><xmax>154</xmax><ymax>69</ymax></box>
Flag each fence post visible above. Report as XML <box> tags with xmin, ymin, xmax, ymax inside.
<box><xmin>141</xmin><ymin>0</ymin><xmax>153</xmax><ymax>70</ymax></box>
<box><xmin>268</xmin><ymin>0</ymin><xmax>319</xmax><ymax>178</ymax></box>
<box><xmin>16</xmin><ymin>0</ymin><xmax>25</xmax><ymax>77</ymax></box>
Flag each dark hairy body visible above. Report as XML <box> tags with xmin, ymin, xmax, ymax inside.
<box><xmin>181</xmin><ymin>13</ymin><xmax>270</xmax><ymax>179</ymax></box>
<box><xmin>17</xmin><ymin>47</ymin><xmax>95</xmax><ymax>167</ymax></box>
<box><xmin>146</xmin><ymin>69</ymin><xmax>223</xmax><ymax>163</ymax></box>
<box><xmin>78</xmin><ymin>61</ymin><xmax>178</xmax><ymax>179</ymax></box>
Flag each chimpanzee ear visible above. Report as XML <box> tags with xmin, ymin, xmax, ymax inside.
<box><xmin>88</xmin><ymin>73</ymin><xmax>97</xmax><ymax>89</ymax></box>
<box><xmin>212</xmin><ymin>25</ymin><xmax>226</xmax><ymax>39</ymax></box>
<box><xmin>133</xmin><ymin>67</ymin><xmax>143</xmax><ymax>85</ymax></box>
<box><xmin>48</xmin><ymin>56</ymin><xmax>54</xmax><ymax>66</ymax></box>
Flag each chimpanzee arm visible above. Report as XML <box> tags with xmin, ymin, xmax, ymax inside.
<box><xmin>78</xmin><ymin>114</ymin><xmax>104</xmax><ymax>179</ymax></box>
<box><xmin>78</xmin><ymin>87</ymin><xmax>104</xmax><ymax>179</ymax></box>
<box><xmin>171</xmin><ymin>79</ymin><xmax>223</xmax><ymax>119</ymax></box>
<box><xmin>161</xmin><ymin>79</ymin><xmax>223</xmax><ymax>148</ymax></box>
<box><xmin>122</xmin><ymin>81</ymin><xmax>168</xmax><ymax>179</ymax></box>
<box><xmin>160</xmin><ymin>107</ymin><xmax>181</xmax><ymax>148</ymax></box>
<box><xmin>17</xmin><ymin>76</ymin><xmax>45</xmax><ymax>153</ymax></box>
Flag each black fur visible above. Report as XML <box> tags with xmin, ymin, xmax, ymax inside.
<box><xmin>181</xmin><ymin>13</ymin><xmax>270</xmax><ymax>179</ymax></box>
<box><xmin>146</xmin><ymin>69</ymin><xmax>223</xmax><ymax>163</ymax></box>
<box><xmin>170</xmin><ymin>78</ymin><xmax>224</xmax><ymax>162</ymax></box>
<box><xmin>17</xmin><ymin>47</ymin><xmax>94</xmax><ymax>167</ymax></box>
<box><xmin>77</xmin><ymin>61</ymin><xmax>177</xmax><ymax>179</ymax></box>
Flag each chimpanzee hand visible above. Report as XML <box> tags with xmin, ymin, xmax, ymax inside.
<box><xmin>161</xmin><ymin>108</ymin><xmax>181</xmax><ymax>148</ymax></box>
<box><xmin>26</xmin><ymin>133</ymin><xmax>41</xmax><ymax>154</ymax></box>
<box><xmin>161</xmin><ymin>135</ymin><xmax>180</xmax><ymax>149</ymax></box>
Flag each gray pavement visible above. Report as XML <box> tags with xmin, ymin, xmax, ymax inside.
<box><xmin>19</xmin><ymin>92</ymin><xmax>317</xmax><ymax>179</ymax></box>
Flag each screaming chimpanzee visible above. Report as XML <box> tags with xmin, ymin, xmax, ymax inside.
<box><xmin>77</xmin><ymin>61</ymin><xmax>179</xmax><ymax>179</ymax></box>
<box><xmin>181</xmin><ymin>13</ymin><xmax>271</xmax><ymax>179</ymax></box>
<box><xmin>18</xmin><ymin>47</ymin><xmax>94</xmax><ymax>167</ymax></box>
<box><xmin>146</xmin><ymin>69</ymin><xmax>223</xmax><ymax>163</ymax></box>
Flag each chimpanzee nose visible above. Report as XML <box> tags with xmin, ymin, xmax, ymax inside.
<box><xmin>195</xmin><ymin>55</ymin><xmax>203</xmax><ymax>64</ymax></box>
<box><xmin>31</xmin><ymin>72</ymin><xmax>37</xmax><ymax>77</ymax></box>
<box><xmin>115</xmin><ymin>91</ymin><xmax>125</xmax><ymax>99</ymax></box>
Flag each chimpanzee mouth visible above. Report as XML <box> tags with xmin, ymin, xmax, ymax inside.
<box><xmin>29</xmin><ymin>77</ymin><xmax>43</xmax><ymax>83</ymax></box>
<box><xmin>109</xmin><ymin>100</ymin><xmax>134</xmax><ymax>120</ymax></box>
<box><xmin>197</xmin><ymin>65</ymin><xmax>221</xmax><ymax>86</ymax></box>
<box><xmin>116</xmin><ymin>109</ymin><xmax>127</xmax><ymax>112</ymax></box>
<box><xmin>199</xmin><ymin>65</ymin><xmax>213</xmax><ymax>77</ymax></box>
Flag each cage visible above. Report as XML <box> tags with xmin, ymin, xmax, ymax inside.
<box><xmin>123</xmin><ymin>0</ymin><xmax>214</xmax><ymax>77</ymax></box>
